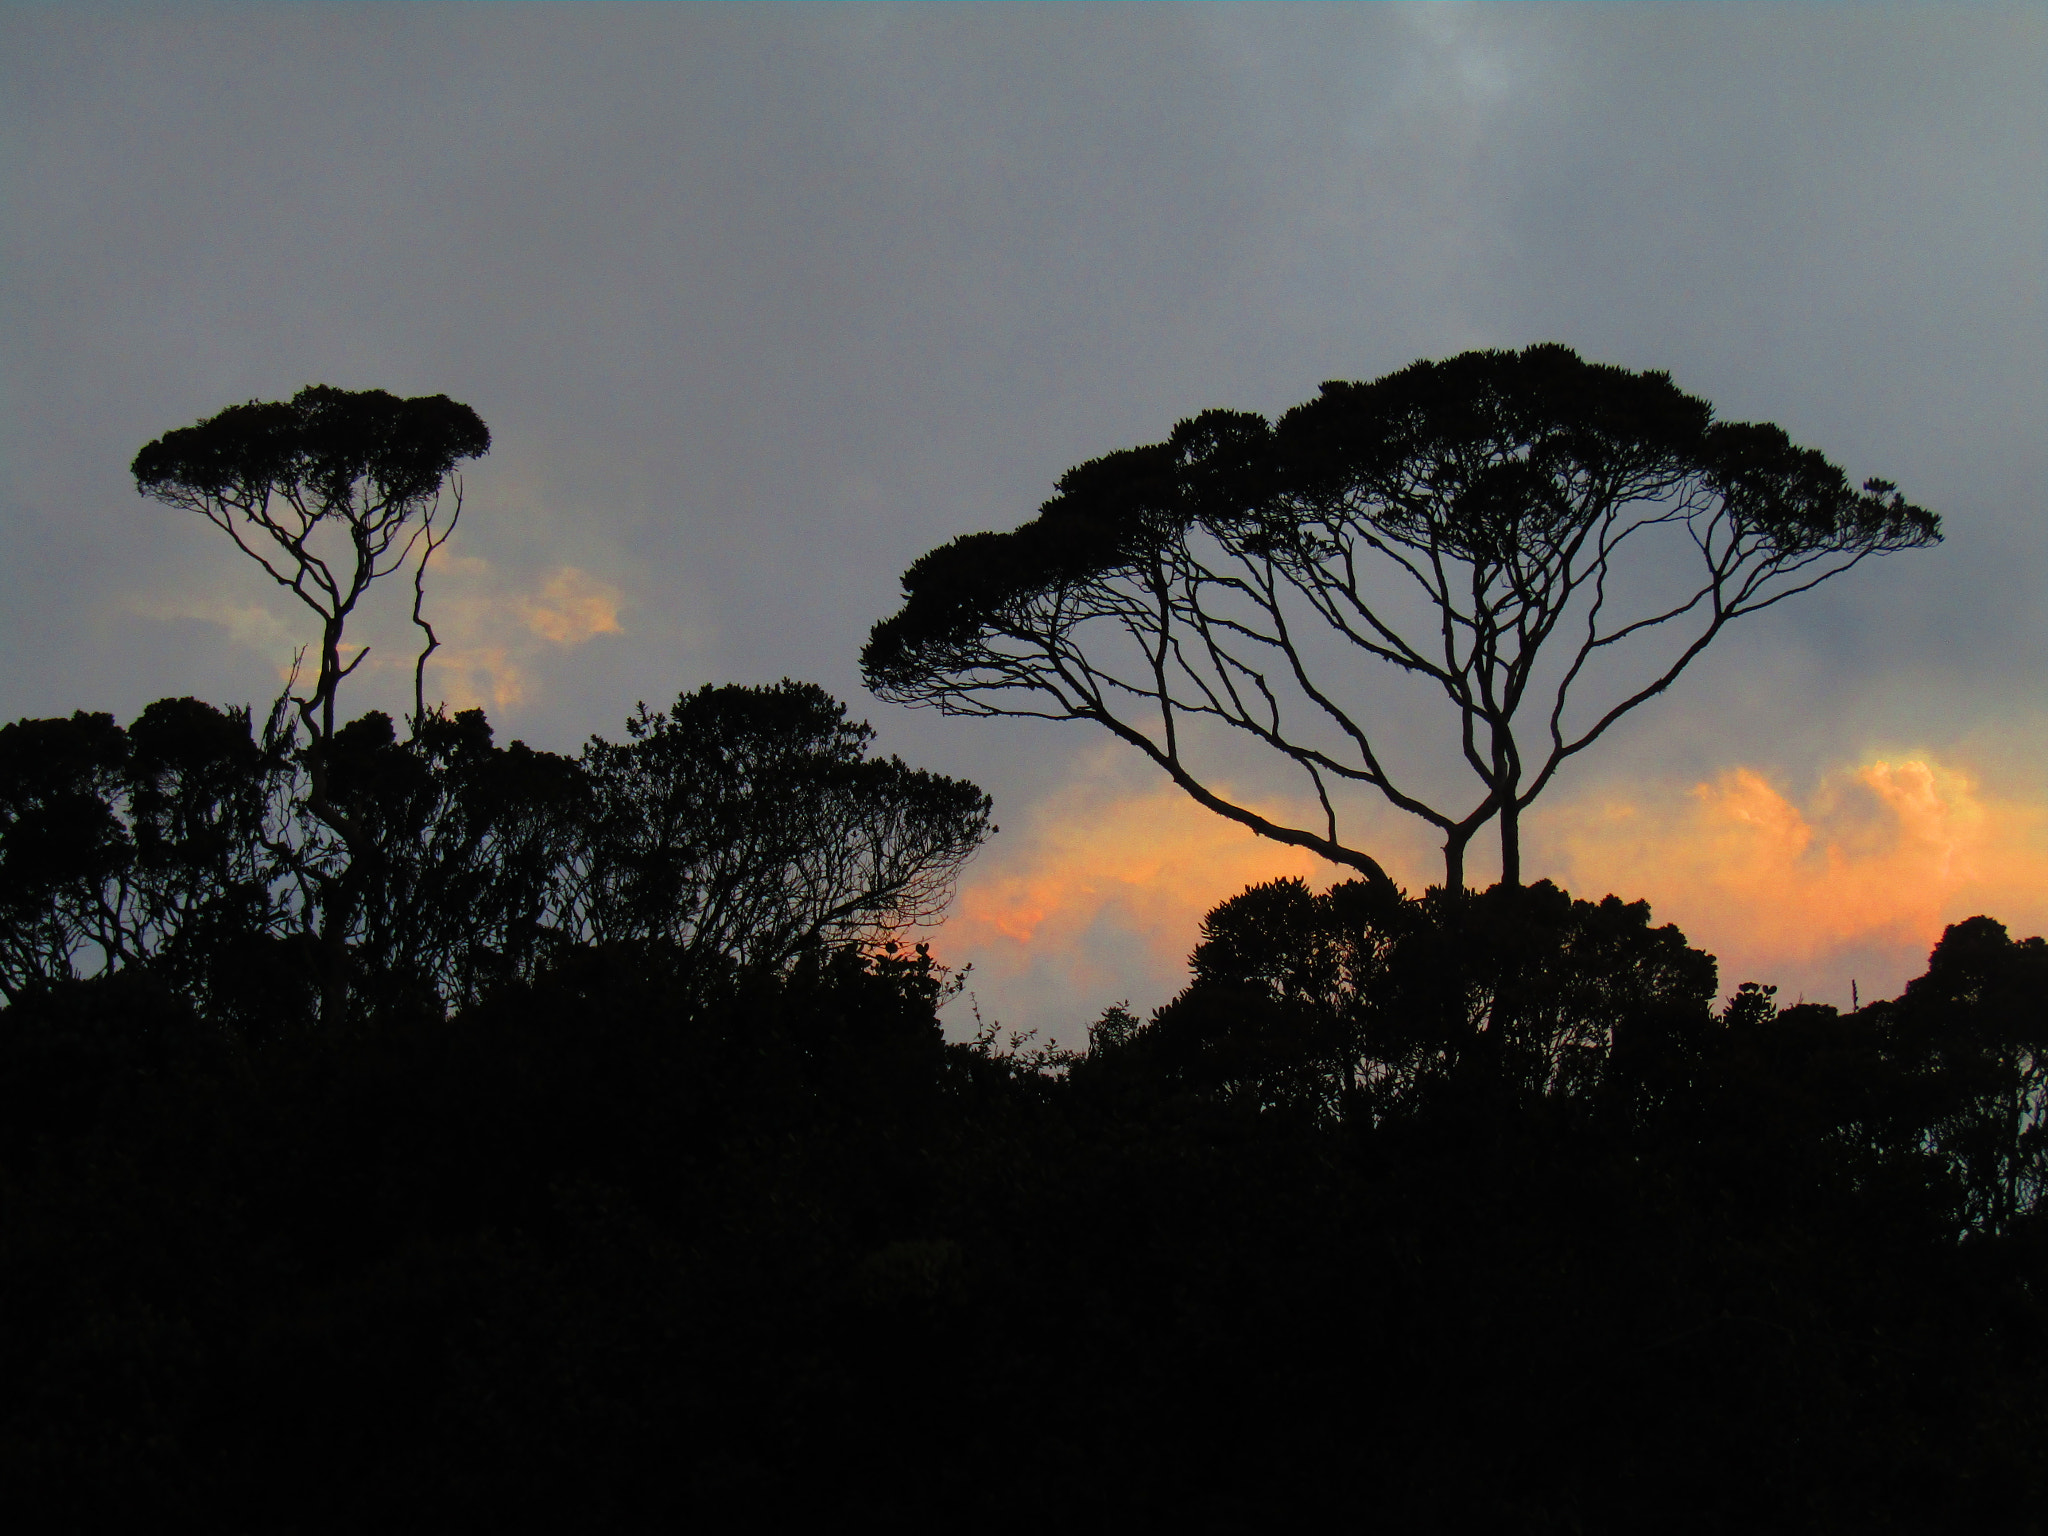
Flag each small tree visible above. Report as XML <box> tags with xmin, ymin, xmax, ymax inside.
<box><xmin>865</xmin><ymin>345</ymin><xmax>1940</xmax><ymax>890</ymax></box>
<box><xmin>574</xmin><ymin>681</ymin><xmax>993</xmax><ymax>986</ymax></box>
<box><xmin>132</xmin><ymin>385</ymin><xmax>490</xmax><ymax>742</ymax></box>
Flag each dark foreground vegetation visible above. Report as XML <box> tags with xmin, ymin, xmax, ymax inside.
<box><xmin>3</xmin><ymin>696</ymin><xmax>2045</xmax><ymax>1532</ymax></box>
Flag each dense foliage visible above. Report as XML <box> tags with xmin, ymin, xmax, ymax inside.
<box><xmin>0</xmin><ymin>685</ymin><xmax>990</xmax><ymax>1024</ymax></box>
<box><xmin>1</xmin><ymin>692</ymin><xmax>2042</xmax><ymax>1528</ymax></box>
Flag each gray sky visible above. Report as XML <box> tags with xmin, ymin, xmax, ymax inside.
<box><xmin>4</xmin><ymin>3</ymin><xmax>2043</xmax><ymax>1037</ymax></box>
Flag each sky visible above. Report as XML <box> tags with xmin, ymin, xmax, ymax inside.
<box><xmin>3</xmin><ymin>3</ymin><xmax>2043</xmax><ymax>1042</ymax></box>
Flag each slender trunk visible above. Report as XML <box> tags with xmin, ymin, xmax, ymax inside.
<box><xmin>320</xmin><ymin>613</ymin><xmax>345</xmax><ymax>742</ymax></box>
<box><xmin>301</xmin><ymin>739</ymin><xmax>351</xmax><ymax>1028</ymax></box>
<box><xmin>1442</xmin><ymin>827</ymin><xmax>1470</xmax><ymax>894</ymax></box>
<box><xmin>296</xmin><ymin>621</ymin><xmax>358</xmax><ymax>1027</ymax></box>
<box><xmin>1490</xmin><ymin>717</ymin><xmax>1523</xmax><ymax>889</ymax></box>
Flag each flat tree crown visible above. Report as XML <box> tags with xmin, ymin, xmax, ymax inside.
<box><xmin>131</xmin><ymin>385</ymin><xmax>490</xmax><ymax>511</ymax></box>
<box><xmin>867</xmin><ymin>346</ymin><xmax>1934</xmax><ymax>689</ymax></box>
<box><xmin>131</xmin><ymin>385</ymin><xmax>493</xmax><ymax>748</ymax></box>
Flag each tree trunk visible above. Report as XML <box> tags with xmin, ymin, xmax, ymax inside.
<box><xmin>1499</xmin><ymin>798</ymin><xmax>1522</xmax><ymax>888</ymax></box>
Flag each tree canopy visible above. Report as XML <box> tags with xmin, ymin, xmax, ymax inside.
<box><xmin>133</xmin><ymin>386</ymin><xmax>491</xmax><ymax>740</ymax></box>
<box><xmin>866</xmin><ymin>345</ymin><xmax>1940</xmax><ymax>888</ymax></box>
<box><xmin>575</xmin><ymin>681</ymin><xmax>994</xmax><ymax>982</ymax></box>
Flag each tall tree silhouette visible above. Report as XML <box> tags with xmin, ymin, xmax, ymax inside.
<box><xmin>866</xmin><ymin>346</ymin><xmax>1939</xmax><ymax>888</ymax></box>
<box><xmin>132</xmin><ymin>387</ymin><xmax>490</xmax><ymax>1021</ymax></box>
<box><xmin>131</xmin><ymin>386</ymin><xmax>490</xmax><ymax>742</ymax></box>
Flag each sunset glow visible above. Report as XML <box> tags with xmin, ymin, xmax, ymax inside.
<box><xmin>516</xmin><ymin>566</ymin><xmax>625</xmax><ymax>647</ymax></box>
<box><xmin>928</xmin><ymin>764</ymin><xmax>1344</xmax><ymax>1026</ymax></box>
<box><xmin>1537</xmin><ymin>756</ymin><xmax>2048</xmax><ymax>1005</ymax></box>
<box><xmin>936</xmin><ymin>752</ymin><xmax>2048</xmax><ymax>1029</ymax></box>
<box><xmin>427</xmin><ymin>562</ymin><xmax>625</xmax><ymax>713</ymax></box>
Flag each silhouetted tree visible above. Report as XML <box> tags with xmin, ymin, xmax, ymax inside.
<box><xmin>132</xmin><ymin>387</ymin><xmax>489</xmax><ymax>1020</ymax></box>
<box><xmin>573</xmin><ymin>681</ymin><xmax>993</xmax><ymax>987</ymax></box>
<box><xmin>0</xmin><ymin>700</ymin><xmax>302</xmax><ymax>1022</ymax></box>
<box><xmin>0</xmin><ymin>682</ymin><xmax>989</xmax><ymax>1032</ymax></box>
<box><xmin>866</xmin><ymin>346</ymin><xmax>1940</xmax><ymax>888</ymax></box>
<box><xmin>1098</xmin><ymin>875</ymin><xmax>1719</xmax><ymax>1120</ymax></box>
<box><xmin>314</xmin><ymin>707</ymin><xmax>588</xmax><ymax>1018</ymax></box>
<box><xmin>1878</xmin><ymin>916</ymin><xmax>2048</xmax><ymax>1236</ymax></box>
<box><xmin>131</xmin><ymin>387</ymin><xmax>490</xmax><ymax>741</ymax></box>
<box><xmin>110</xmin><ymin>697</ymin><xmax>296</xmax><ymax>1019</ymax></box>
<box><xmin>0</xmin><ymin>712</ymin><xmax>133</xmax><ymax>1002</ymax></box>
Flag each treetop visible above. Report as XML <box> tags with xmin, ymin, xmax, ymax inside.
<box><xmin>864</xmin><ymin>343</ymin><xmax>1940</xmax><ymax>696</ymax></box>
<box><xmin>131</xmin><ymin>385</ymin><xmax>490</xmax><ymax>510</ymax></box>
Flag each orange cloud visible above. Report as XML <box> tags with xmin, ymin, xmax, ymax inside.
<box><xmin>925</xmin><ymin>763</ymin><xmax>1378</xmax><ymax>1029</ymax></box>
<box><xmin>1534</xmin><ymin>757</ymin><xmax>2048</xmax><ymax>1004</ymax></box>
<box><xmin>420</xmin><ymin>560</ymin><xmax>623</xmax><ymax>713</ymax></box>
<box><xmin>928</xmin><ymin>747</ymin><xmax>2048</xmax><ymax>1035</ymax></box>
<box><xmin>424</xmin><ymin>644</ymin><xmax>528</xmax><ymax>713</ymax></box>
<box><xmin>132</xmin><ymin>557</ymin><xmax>625</xmax><ymax>720</ymax></box>
<box><xmin>517</xmin><ymin>567</ymin><xmax>624</xmax><ymax>646</ymax></box>
<box><xmin>950</xmin><ymin>781</ymin><xmax>1323</xmax><ymax>952</ymax></box>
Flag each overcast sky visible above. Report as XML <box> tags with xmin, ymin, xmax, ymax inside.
<box><xmin>4</xmin><ymin>3</ymin><xmax>2042</xmax><ymax>1038</ymax></box>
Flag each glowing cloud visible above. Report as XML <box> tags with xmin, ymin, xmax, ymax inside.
<box><xmin>947</xmin><ymin>779</ymin><xmax>1323</xmax><ymax>956</ymax></box>
<box><xmin>423</xmin><ymin>561</ymin><xmax>623</xmax><ymax>713</ymax></box>
<box><xmin>128</xmin><ymin>594</ymin><xmax>301</xmax><ymax>658</ymax></box>
<box><xmin>517</xmin><ymin>567</ymin><xmax>624</xmax><ymax>646</ymax></box>
<box><xmin>424</xmin><ymin>643</ymin><xmax>527</xmax><ymax>712</ymax></box>
<box><xmin>927</xmin><ymin>758</ymin><xmax>1398</xmax><ymax>1034</ymax></box>
<box><xmin>932</xmin><ymin>745</ymin><xmax>2048</xmax><ymax>1035</ymax></box>
<box><xmin>1534</xmin><ymin>757</ymin><xmax>2048</xmax><ymax>1004</ymax></box>
<box><xmin>132</xmin><ymin>558</ymin><xmax>626</xmax><ymax>720</ymax></box>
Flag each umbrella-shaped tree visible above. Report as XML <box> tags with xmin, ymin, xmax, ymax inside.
<box><xmin>865</xmin><ymin>345</ymin><xmax>1939</xmax><ymax>891</ymax></box>
<box><xmin>132</xmin><ymin>385</ymin><xmax>490</xmax><ymax>742</ymax></box>
<box><xmin>132</xmin><ymin>387</ymin><xmax>490</xmax><ymax>1023</ymax></box>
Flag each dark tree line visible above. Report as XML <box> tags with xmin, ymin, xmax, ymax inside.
<box><xmin>2</xmin><ymin>824</ymin><xmax>2042</xmax><ymax>1528</ymax></box>
<box><xmin>1097</xmin><ymin>875</ymin><xmax>2048</xmax><ymax>1245</ymax></box>
<box><xmin>0</xmin><ymin>685</ymin><xmax>991</xmax><ymax>1027</ymax></box>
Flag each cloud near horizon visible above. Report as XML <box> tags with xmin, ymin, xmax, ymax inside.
<box><xmin>1535</xmin><ymin>756</ymin><xmax>2048</xmax><ymax>1005</ymax></box>
<box><xmin>928</xmin><ymin>759</ymin><xmax>1377</xmax><ymax>1038</ymax></box>
<box><xmin>934</xmin><ymin>750</ymin><xmax>2048</xmax><ymax>1035</ymax></box>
